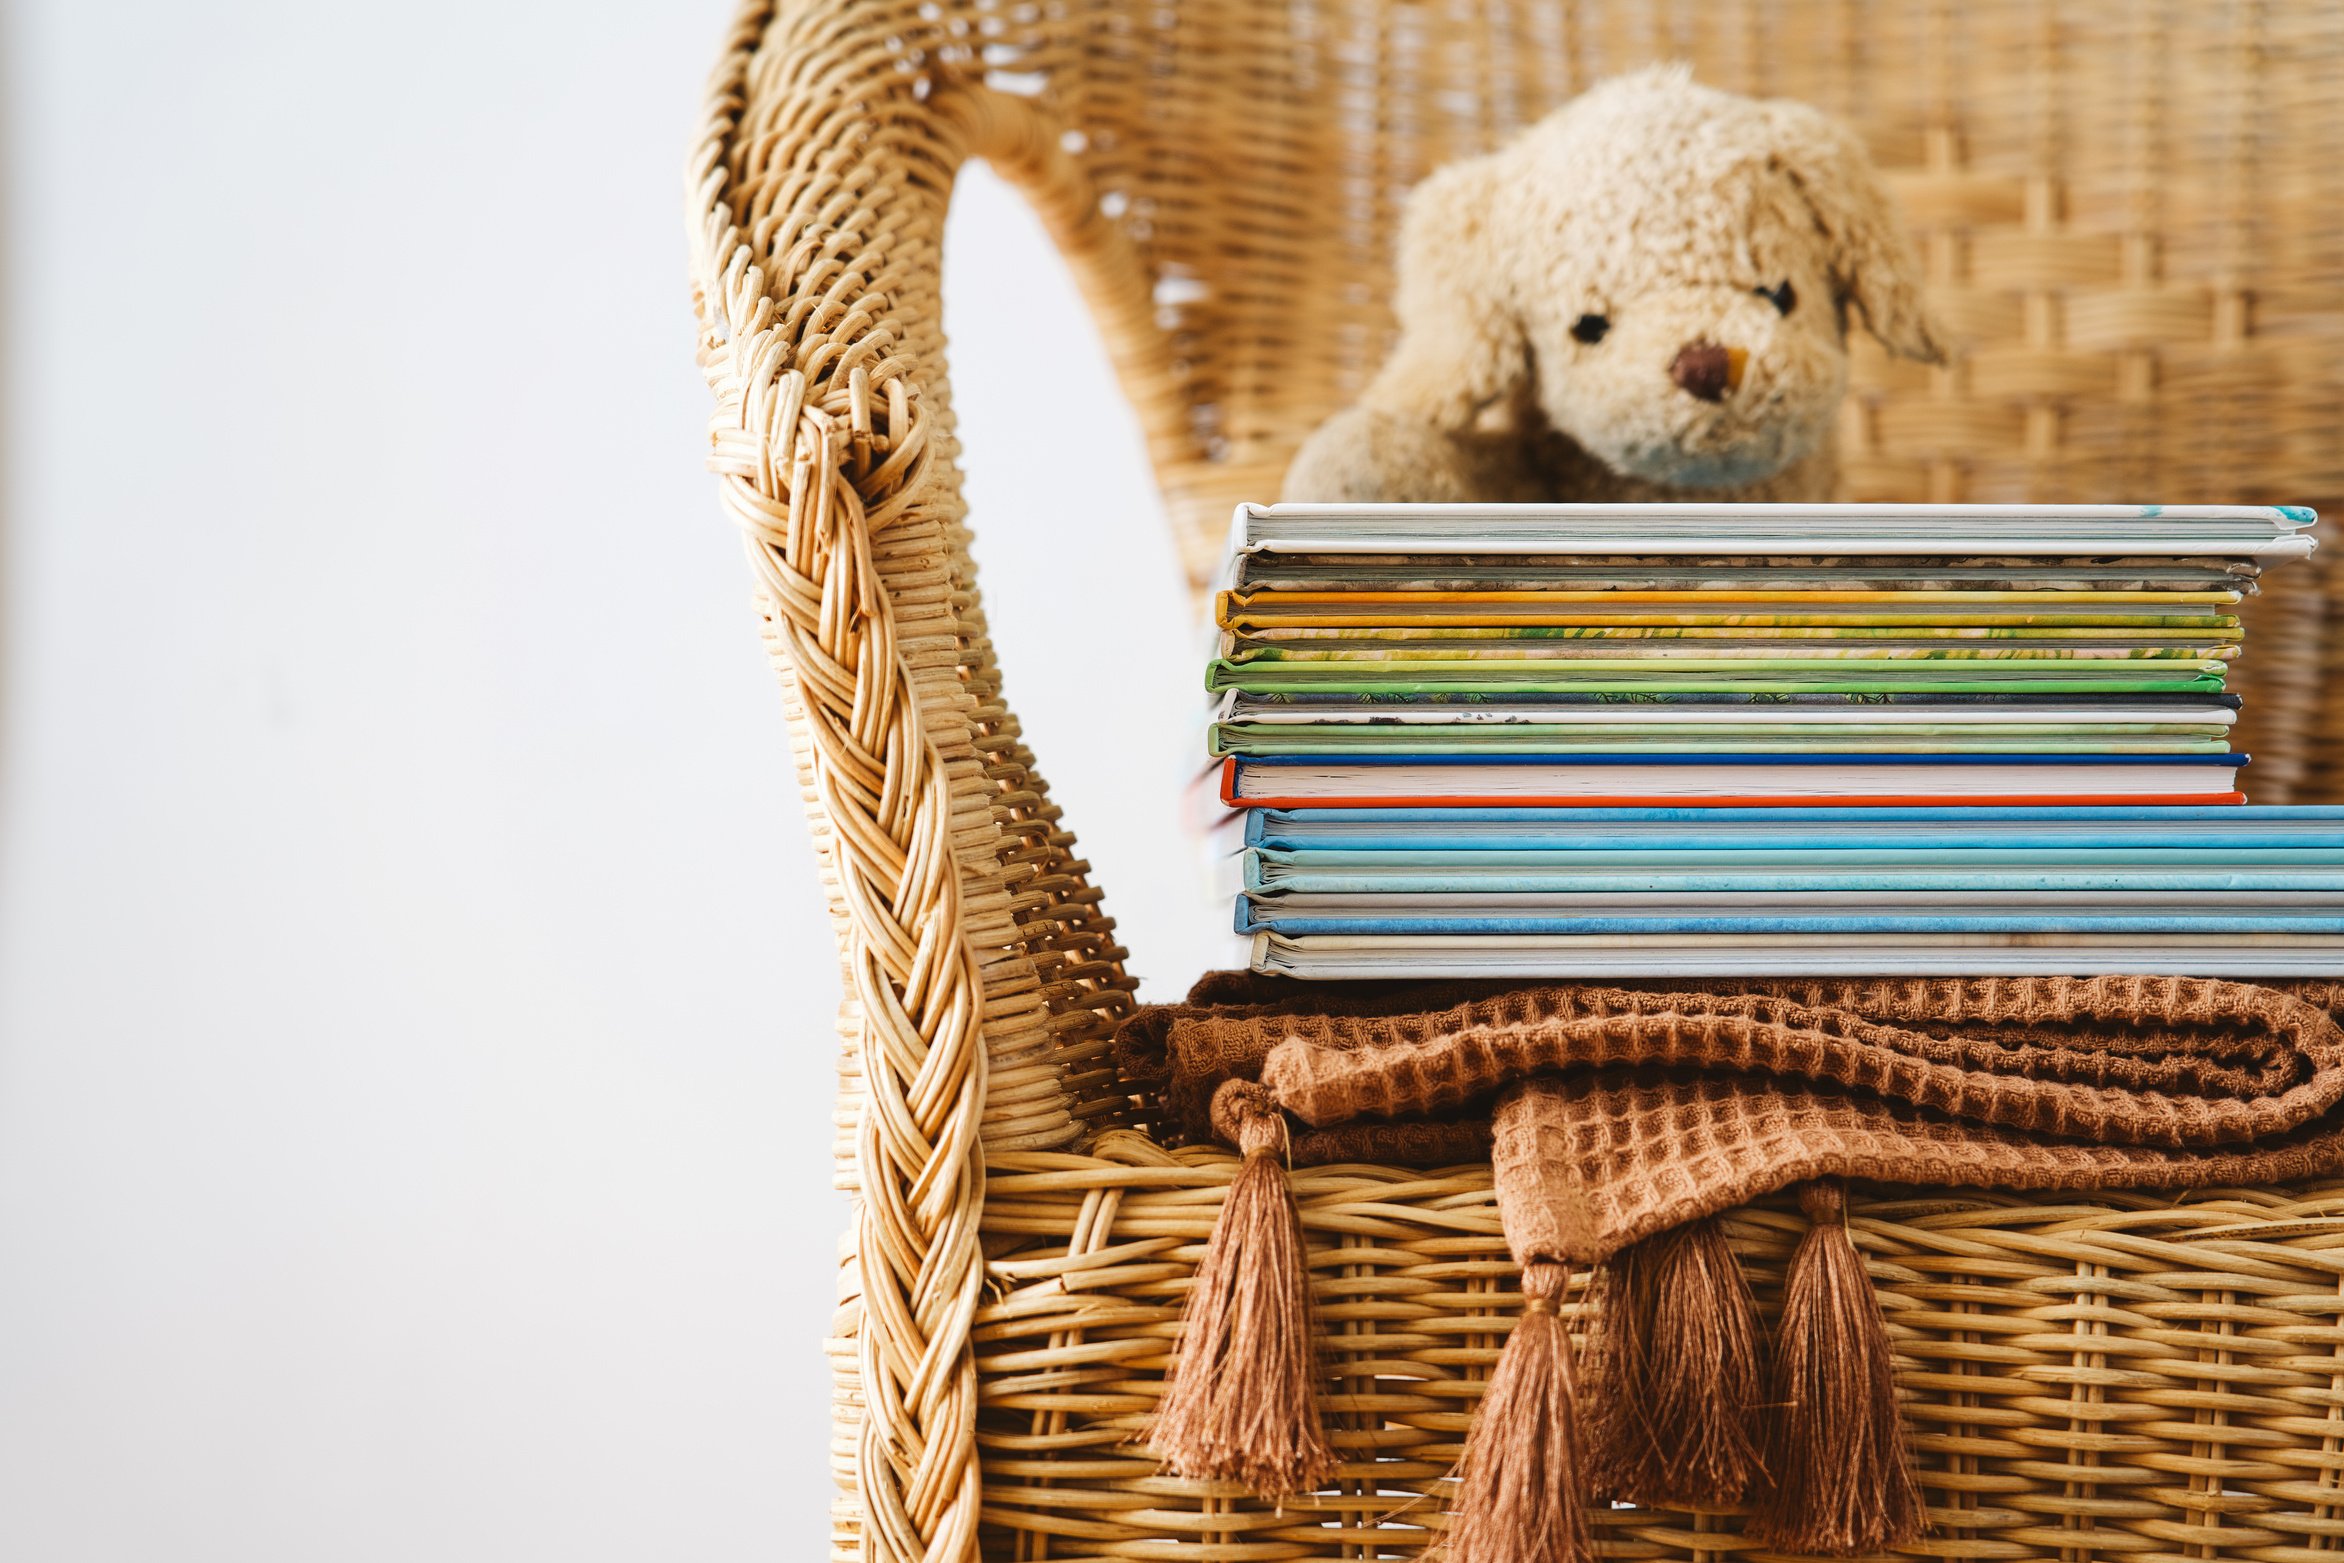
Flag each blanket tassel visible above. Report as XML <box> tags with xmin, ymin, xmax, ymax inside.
<box><xmin>1588</xmin><ymin>1214</ymin><xmax>1767</xmax><ymax>1508</ymax></box>
<box><xmin>1753</xmin><ymin>1178</ymin><xmax>1924</xmax><ymax>1555</ymax></box>
<box><xmin>1149</xmin><ymin>1080</ymin><xmax>1333</xmax><ymax>1495</ymax></box>
<box><xmin>1446</xmin><ymin>1258</ymin><xmax>1591</xmax><ymax>1563</ymax></box>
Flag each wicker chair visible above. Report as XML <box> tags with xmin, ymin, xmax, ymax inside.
<box><xmin>686</xmin><ymin>3</ymin><xmax>2344</xmax><ymax>1557</ymax></box>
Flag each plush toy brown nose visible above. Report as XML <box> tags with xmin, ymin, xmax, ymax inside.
<box><xmin>1670</xmin><ymin>341</ymin><xmax>1735</xmax><ymax>401</ymax></box>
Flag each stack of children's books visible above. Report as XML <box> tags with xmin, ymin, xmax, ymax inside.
<box><xmin>1203</xmin><ymin>501</ymin><xmax>2344</xmax><ymax>979</ymax></box>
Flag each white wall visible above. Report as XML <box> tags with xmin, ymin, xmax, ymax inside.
<box><xmin>0</xmin><ymin>5</ymin><xmax>1212</xmax><ymax>1558</ymax></box>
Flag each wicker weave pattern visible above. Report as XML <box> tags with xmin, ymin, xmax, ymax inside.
<box><xmin>980</xmin><ymin>1138</ymin><xmax>2344</xmax><ymax>1562</ymax></box>
<box><xmin>685</xmin><ymin>3</ymin><xmax>2344</xmax><ymax>1558</ymax></box>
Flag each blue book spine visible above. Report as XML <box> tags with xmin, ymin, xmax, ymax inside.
<box><xmin>1237</xmin><ymin>908</ymin><xmax>2344</xmax><ymax>936</ymax></box>
<box><xmin>1248</xmin><ymin>804</ymin><xmax>2344</xmax><ymax>851</ymax></box>
<box><xmin>1241</xmin><ymin>862</ymin><xmax>2344</xmax><ymax>897</ymax></box>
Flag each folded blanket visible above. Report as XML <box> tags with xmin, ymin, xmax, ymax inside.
<box><xmin>1127</xmin><ymin>972</ymin><xmax>2344</xmax><ymax>1165</ymax></box>
<box><xmin>1128</xmin><ymin>973</ymin><xmax>2344</xmax><ymax>1562</ymax></box>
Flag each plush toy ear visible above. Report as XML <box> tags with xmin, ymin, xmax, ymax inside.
<box><xmin>1359</xmin><ymin>156</ymin><xmax>1530</xmax><ymax>429</ymax></box>
<box><xmin>1763</xmin><ymin>102</ymin><xmax>1949</xmax><ymax>365</ymax></box>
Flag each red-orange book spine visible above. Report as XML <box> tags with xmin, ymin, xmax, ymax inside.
<box><xmin>1215</xmin><ymin>760</ymin><xmax>2246</xmax><ymax>810</ymax></box>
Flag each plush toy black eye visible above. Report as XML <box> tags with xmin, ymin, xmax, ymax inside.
<box><xmin>1570</xmin><ymin>313</ymin><xmax>1610</xmax><ymax>344</ymax></box>
<box><xmin>1756</xmin><ymin>280</ymin><xmax>1796</xmax><ymax>316</ymax></box>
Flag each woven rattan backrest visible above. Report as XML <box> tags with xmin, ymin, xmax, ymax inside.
<box><xmin>940</xmin><ymin>1</ymin><xmax>2344</xmax><ymax>794</ymax></box>
<box><xmin>1017</xmin><ymin>6</ymin><xmax>2344</xmax><ymax>586</ymax></box>
<box><xmin>1189</xmin><ymin>8</ymin><xmax>2334</xmax><ymax>792</ymax></box>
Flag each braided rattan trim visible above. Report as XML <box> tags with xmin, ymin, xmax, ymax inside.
<box><xmin>687</xmin><ymin>5</ymin><xmax>1149</xmax><ymax>1556</ymax></box>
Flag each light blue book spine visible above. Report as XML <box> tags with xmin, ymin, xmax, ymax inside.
<box><xmin>1237</xmin><ymin>908</ymin><xmax>2344</xmax><ymax>936</ymax></box>
<box><xmin>1245</xmin><ymin>804</ymin><xmax>2344</xmax><ymax>852</ymax></box>
<box><xmin>1240</xmin><ymin>858</ymin><xmax>2344</xmax><ymax>897</ymax></box>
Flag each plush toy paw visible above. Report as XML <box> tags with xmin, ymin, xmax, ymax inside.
<box><xmin>1280</xmin><ymin>408</ymin><xmax>1543</xmax><ymax>505</ymax></box>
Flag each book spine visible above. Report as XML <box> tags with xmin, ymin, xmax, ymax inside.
<box><xmin>1245</xmin><ymin>911</ymin><xmax>2344</xmax><ymax>936</ymax></box>
<box><xmin>1231</xmin><ymin>791</ymin><xmax>2252</xmax><ymax>810</ymax></box>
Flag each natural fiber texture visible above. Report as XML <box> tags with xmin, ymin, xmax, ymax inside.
<box><xmin>1147</xmin><ymin>1082</ymin><xmax>1333</xmax><ymax>1494</ymax></box>
<box><xmin>688</xmin><ymin>9</ymin><xmax>1141</xmax><ymax>1554</ymax></box>
<box><xmin>1116</xmin><ymin>972</ymin><xmax>1509</xmax><ymax>1151</ymax></box>
<box><xmin>1492</xmin><ymin>1060</ymin><xmax>2344</xmax><ymax>1266</ymax></box>
<box><xmin>1752</xmin><ymin>1181</ymin><xmax>1925</xmax><ymax>1554</ymax></box>
<box><xmin>976</xmin><ymin>1136</ymin><xmax>2344</xmax><ymax>1560</ymax></box>
<box><xmin>1127</xmin><ymin>974</ymin><xmax>2344</xmax><ymax>1181</ymax></box>
<box><xmin>1160</xmin><ymin>977</ymin><xmax>2344</xmax><ymax>1260</ymax></box>
<box><xmin>1443</xmin><ymin>1259</ymin><xmax>1591</xmax><ymax>1563</ymax></box>
<box><xmin>686</xmin><ymin>3</ymin><xmax>2344</xmax><ymax>1556</ymax></box>
<box><xmin>1584</xmin><ymin>1215</ymin><xmax>1766</xmax><ymax>1508</ymax></box>
<box><xmin>1136</xmin><ymin>978</ymin><xmax>2344</xmax><ymax>1551</ymax></box>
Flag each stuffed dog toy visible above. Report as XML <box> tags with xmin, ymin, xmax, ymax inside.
<box><xmin>1282</xmin><ymin>67</ymin><xmax>1947</xmax><ymax>504</ymax></box>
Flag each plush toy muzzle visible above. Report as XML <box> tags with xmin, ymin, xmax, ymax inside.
<box><xmin>1538</xmin><ymin>274</ymin><xmax>1856</xmax><ymax>491</ymax></box>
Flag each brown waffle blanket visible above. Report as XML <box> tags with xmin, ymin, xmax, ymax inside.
<box><xmin>1125</xmin><ymin>972</ymin><xmax>2344</xmax><ymax>1262</ymax></box>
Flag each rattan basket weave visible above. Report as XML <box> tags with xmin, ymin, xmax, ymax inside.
<box><xmin>686</xmin><ymin>3</ymin><xmax>2344</xmax><ymax>1557</ymax></box>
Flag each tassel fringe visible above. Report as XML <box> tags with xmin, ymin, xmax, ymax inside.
<box><xmin>1446</xmin><ymin>1259</ymin><xmax>1591</xmax><ymax>1563</ymax></box>
<box><xmin>1148</xmin><ymin>1080</ymin><xmax>1333</xmax><ymax>1495</ymax></box>
<box><xmin>1753</xmin><ymin>1179</ymin><xmax>1924</xmax><ymax>1555</ymax></box>
<box><xmin>1587</xmin><ymin>1215</ymin><xmax>1767</xmax><ymax>1507</ymax></box>
<box><xmin>1150</xmin><ymin>1100</ymin><xmax>1914</xmax><ymax>1556</ymax></box>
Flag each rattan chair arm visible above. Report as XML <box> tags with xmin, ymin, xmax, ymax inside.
<box><xmin>687</xmin><ymin>6</ymin><xmax>1083</xmax><ymax>1557</ymax></box>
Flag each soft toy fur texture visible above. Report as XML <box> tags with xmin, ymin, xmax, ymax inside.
<box><xmin>1283</xmin><ymin>67</ymin><xmax>1948</xmax><ymax>505</ymax></box>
